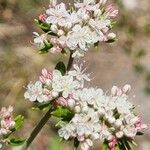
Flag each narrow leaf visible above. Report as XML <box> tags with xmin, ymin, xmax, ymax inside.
<box><xmin>55</xmin><ymin>62</ymin><xmax>66</xmax><ymax>75</ymax></box>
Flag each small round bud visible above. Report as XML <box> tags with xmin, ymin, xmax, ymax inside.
<box><xmin>122</xmin><ymin>84</ymin><xmax>131</xmax><ymax>94</ymax></box>
<box><xmin>116</xmin><ymin>131</ymin><xmax>123</xmax><ymax>138</ymax></box>
<box><xmin>75</xmin><ymin>106</ymin><xmax>81</xmax><ymax>113</ymax></box>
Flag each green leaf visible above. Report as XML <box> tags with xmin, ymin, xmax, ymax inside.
<box><xmin>9</xmin><ymin>138</ymin><xmax>25</xmax><ymax>146</ymax></box>
<box><xmin>102</xmin><ymin>142</ymin><xmax>108</xmax><ymax>150</ymax></box>
<box><xmin>55</xmin><ymin>62</ymin><xmax>66</xmax><ymax>76</ymax></box>
<box><xmin>51</xmin><ymin>106</ymin><xmax>74</xmax><ymax>121</ymax></box>
<box><xmin>74</xmin><ymin>138</ymin><xmax>80</xmax><ymax>150</ymax></box>
<box><xmin>39</xmin><ymin>42</ymin><xmax>53</xmax><ymax>54</ymax></box>
<box><xmin>14</xmin><ymin>115</ymin><xmax>24</xmax><ymax>130</ymax></box>
<box><xmin>34</xmin><ymin>19</ymin><xmax>51</xmax><ymax>33</ymax></box>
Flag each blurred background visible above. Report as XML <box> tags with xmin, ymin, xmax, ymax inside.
<box><xmin>0</xmin><ymin>0</ymin><xmax>149</xmax><ymax>149</ymax></box>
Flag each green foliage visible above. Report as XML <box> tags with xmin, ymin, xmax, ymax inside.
<box><xmin>39</xmin><ymin>42</ymin><xmax>53</xmax><ymax>54</ymax></box>
<box><xmin>14</xmin><ymin>115</ymin><xmax>24</xmax><ymax>130</ymax></box>
<box><xmin>51</xmin><ymin>106</ymin><xmax>74</xmax><ymax>121</ymax></box>
<box><xmin>34</xmin><ymin>19</ymin><xmax>51</xmax><ymax>33</ymax></box>
<box><xmin>55</xmin><ymin>62</ymin><xmax>66</xmax><ymax>76</ymax></box>
<box><xmin>102</xmin><ymin>142</ymin><xmax>108</xmax><ymax>150</ymax></box>
<box><xmin>8</xmin><ymin>138</ymin><xmax>25</xmax><ymax>146</ymax></box>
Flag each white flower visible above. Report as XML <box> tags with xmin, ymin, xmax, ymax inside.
<box><xmin>24</xmin><ymin>81</ymin><xmax>49</xmax><ymax>102</ymax></box>
<box><xmin>115</xmin><ymin>96</ymin><xmax>133</xmax><ymax>114</ymax></box>
<box><xmin>33</xmin><ymin>32</ymin><xmax>47</xmax><ymax>49</ymax></box>
<box><xmin>68</xmin><ymin>64</ymin><xmax>91</xmax><ymax>87</ymax></box>
<box><xmin>75</xmin><ymin>0</ymin><xmax>98</xmax><ymax>11</ymax></box>
<box><xmin>60</xmin><ymin>76</ymin><xmax>80</xmax><ymax>98</ymax></box>
<box><xmin>66</xmin><ymin>24</ymin><xmax>97</xmax><ymax>51</ymax></box>
<box><xmin>89</xmin><ymin>19</ymin><xmax>111</xmax><ymax>33</ymax></box>
<box><xmin>58</xmin><ymin>123</ymin><xmax>76</xmax><ymax>140</ymax></box>
<box><xmin>46</xmin><ymin>3</ymin><xmax>70</xmax><ymax>27</ymax></box>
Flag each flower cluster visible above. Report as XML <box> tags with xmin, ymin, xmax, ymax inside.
<box><xmin>24</xmin><ymin>62</ymin><xmax>147</xmax><ymax>150</ymax></box>
<box><xmin>0</xmin><ymin>106</ymin><xmax>15</xmax><ymax>148</ymax></box>
<box><xmin>24</xmin><ymin>64</ymin><xmax>90</xmax><ymax>103</ymax></box>
<box><xmin>33</xmin><ymin>0</ymin><xmax>118</xmax><ymax>57</ymax></box>
<box><xmin>58</xmin><ymin>85</ymin><xmax>148</xmax><ymax>150</ymax></box>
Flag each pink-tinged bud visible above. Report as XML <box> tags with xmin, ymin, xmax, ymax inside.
<box><xmin>56</xmin><ymin>97</ymin><xmax>68</xmax><ymax>106</ymax></box>
<box><xmin>86</xmin><ymin>139</ymin><xmax>93</xmax><ymax>147</ymax></box>
<box><xmin>51</xmin><ymin>24</ymin><xmax>58</xmax><ymax>33</ymax></box>
<box><xmin>42</xmin><ymin>68</ymin><xmax>48</xmax><ymax>77</ymax></box>
<box><xmin>50</xmin><ymin>37</ymin><xmax>58</xmax><ymax>45</ymax></box>
<box><xmin>115</xmin><ymin>119</ymin><xmax>122</xmax><ymax>127</ymax></box>
<box><xmin>50</xmin><ymin>46</ymin><xmax>62</xmax><ymax>53</ymax></box>
<box><xmin>39</xmin><ymin>69</ymin><xmax>53</xmax><ymax>84</ymax></box>
<box><xmin>116</xmin><ymin>131</ymin><xmax>123</xmax><ymax>138</ymax></box>
<box><xmin>57</xmin><ymin>30</ymin><xmax>65</xmax><ymax>36</ymax></box>
<box><xmin>122</xmin><ymin>84</ymin><xmax>131</xmax><ymax>94</ymax></box>
<box><xmin>39</xmin><ymin>14</ymin><xmax>48</xmax><ymax>22</ymax></box>
<box><xmin>108</xmin><ymin>137</ymin><xmax>117</xmax><ymax>150</ymax></box>
<box><xmin>75</xmin><ymin>106</ymin><xmax>81</xmax><ymax>113</ymax></box>
<box><xmin>107</xmin><ymin>33</ymin><xmax>116</xmax><ymax>40</ymax></box>
<box><xmin>111</xmin><ymin>86</ymin><xmax>118</xmax><ymax>96</ymax></box>
<box><xmin>67</xmin><ymin>99</ymin><xmax>75</xmax><ymax>109</ymax></box>
<box><xmin>77</xmin><ymin>135</ymin><xmax>85</xmax><ymax>142</ymax></box>
<box><xmin>141</xmin><ymin>124</ymin><xmax>148</xmax><ymax>130</ymax></box>
<box><xmin>105</xmin><ymin>5</ymin><xmax>118</xmax><ymax>18</ymax></box>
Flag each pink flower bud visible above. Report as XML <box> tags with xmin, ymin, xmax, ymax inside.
<box><xmin>105</xmin><ymin>5</ymin><xmax>118</xmax><ymax>18</ymax></box>
<box><xmin>122</xmin><ymin>84</ymin><xmax>131</xmax><ymax>94</ymax></box>
<box><xmin>67</xmin><ymin>99</ymin><xmax>75</xmax><ymax>109</ymax></box>
<box><xmin>56</xmin><ymin>97</ymin><xmax>68</xmax><ymax>106</ymax></box>
<box><xmin>39</xmin><ymin>14</ymin><xmax>48</xmax><ymax>22</ymax></box>
<box><xmin>111</xmin><ymin>86</ymin><xmax>118</xmax><ymax>96</ymax></box>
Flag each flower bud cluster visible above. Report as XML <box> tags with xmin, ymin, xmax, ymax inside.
<box><xmin>33</xmin><ymin>0</ymin><xmax>118</xmax><ymax>57</ymax></box>
<box><xmin>0</xmin><ymin>106</ymin><xmax>15</xmax><ymax>148</ymax></box>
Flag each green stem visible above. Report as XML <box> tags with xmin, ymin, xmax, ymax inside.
<box><xmin>21</xmin><ymin>51</ymin><xmax>74</xmax><ymax>150</ymax></box>
<box><xmin>21</xmin><ymin>107</ymin><xmax>53</xmax><ymax>150</ymax></box>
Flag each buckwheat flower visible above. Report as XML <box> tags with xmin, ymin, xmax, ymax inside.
<box><xmin>58</xmin><ymin>123</ymin><xmax>76</xmax><ymax>140</ymax></box>
<box><xmin>33</xmin><ymin>32</ymin><xmax>47</xmax><ymax>49</ymax></box>
<box><xmin>24</xmin><ymin>81</ymin><xmax>50</xmax><ymax>102</ymax></box>
<box><xmin>68</xmin><ymin>64</ymin><xmax>91</xmax><ymax>87</ymax></box>
<box><xmin>66</xmin><ymin>24</ymin><xmax>96</xmax><ymax>51</ymax></box>
<box><xmin>115</xmin><ymin>96</ymin><xmax>133</xmax><ymax>114</ymax></box>
<box><xmin>75</xmin><ymin>0</ymin><xmax>97</xmax><ymax>11</ymax></box>
<box><xmin>60</xmin><ymin>76</ymin><xmax>80</xmax><ymax>98</ymax></box>
<box><xmin>89</xmin><ymin>19</ymin><xmax>111</xmax><ymax>33</ymax></box>
<box><xmin>46</xmin><ymin>3</ymin><xmax>70</xmax><ymax>27</ymax></box>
